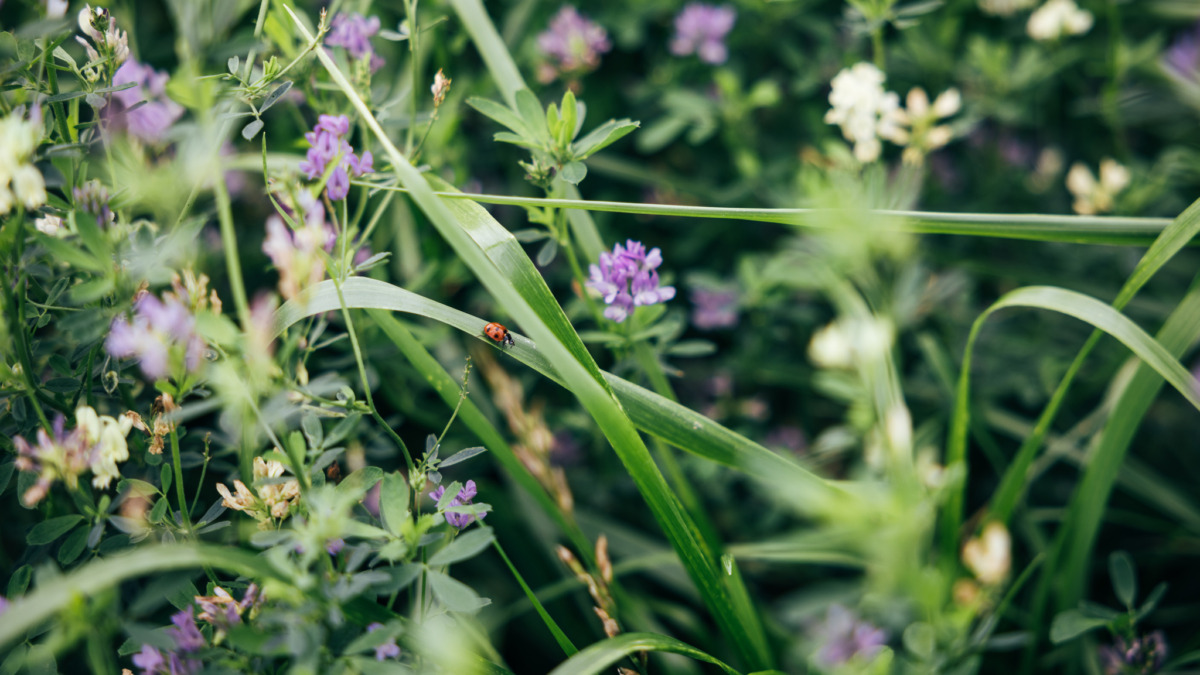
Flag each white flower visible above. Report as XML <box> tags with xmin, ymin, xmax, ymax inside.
<box><xmin>1066</xmin><ymin>158</ymin><xmax>1130</xmax><ymax>215</ymax></box>
<box><xmin>1027</xmin><ymin>0</ymin><xmax>1093</xmax><ymax>41</ymax></box>
<box><xmin>0</xmin><ymin>111</ymin><xmax>46</xmax><ymax>215</ymax></box>
<box><xmin>809</xmin><ymin>322</ymin><xmax>853</xmax><ymax>369</ymax></box>
<box><xmin>824</xmin><ymin>63</ymin><xmax>902</xmax><ymax>163</ymax></box>
<box><xmin>12</xmin><ymin>165</ymin><xmax>46</xmax><ymax>209</ymax></box>
<box><xmin>75</xmin><ymin>405</ymin><xmax>134</xmax><ymax>489</ymax></box>
<box><xmin>886</xmin><ymin>87</ymin><xmax>963</xmax><ymax>165</ymax></box>
<box><xmin>962</xmin><ymin>522</ymin><xmax>1011</xmax><ymax>585</ymax></box>
<box><xmin>34</xmin><ymin>214</ymin><xmax>64</xmax><ymax>236</ymax></box>
<box><xmin>808</xmin><ymin>317</ymin><xmax>894</xmax><ymax>369</ymax></box>
<box><xmin>46</xmin><ymin>0</ymin><xmax>69</xmax><ymax>19</ymax></box>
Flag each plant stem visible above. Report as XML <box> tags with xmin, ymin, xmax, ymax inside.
<box><xmin>169</xmin><ymin>427</ymin><xmax>193</xmax><ymax>531</ymax></box>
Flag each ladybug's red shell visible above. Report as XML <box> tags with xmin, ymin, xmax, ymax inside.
<box><xmin>484</xmin><ymin>322</ymin><xmax>514</xmax><ymax>347</ymax></box>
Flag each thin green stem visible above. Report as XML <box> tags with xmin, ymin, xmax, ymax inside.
<box><xmin>872</xmin><ymin>28</ymin><xmax>885</xmax><ymax>70</ymax></box>
<box><xmin>169</xmin><ymin>428</ymin><xmax>193</xmax><ymax>530</ymax></box>
<box><xmin>493</xmin><ymin>539</ymin><xmax>578</xmax><ymax>656</ymax></box>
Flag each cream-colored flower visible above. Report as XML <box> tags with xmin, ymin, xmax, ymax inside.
<box><xmin>34</xmin><ymin>214</ymin><xmax>63</xmax><ymax>236</ymax></box>
<box><xmin>75</xmin><ymin>405</ymin><xmax>134</xmax><ymax>488</ymax></box>
<box><xmin>215</xmin><ymin>456</ymin><xmax>300</xmax><ymax>525</ymax></box>
<box><xmin>1027</xmin><ymin>0</ymin><xmax>1093</xmax><ymax>41</ymax></box>
<box><xmin>0</xmin><ymin>112</ymin><xmax>45</xmax><ymax>215</ymax></box>
<box><xmin>824</xmin><ymin>62</ymin><xmax>902</xmax><ymax>163</ymax></box>
<box><xmin>1066</xmin><ymin>157</ymin><xmax>1129</xmax><ymax>215</ymax></box>
<box><xmin>885</xmin><ymin>87</ymin><xmax>962</xmax><ymax>166</ymax></box>
<box><xmin>962</xmin><ymin>521</ymin><xmax>1011</xmax><ymax>585</ymax></box>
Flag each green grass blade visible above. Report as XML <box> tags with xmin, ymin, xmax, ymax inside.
<box><xmin>942</xmin><ymin>284</ymin><xmax>1200</xmax><ymax>561</ymax></box>
<box><xmin>0</xmin><ymin>543</ymin><xmax>285</xmax><ymax>652</ymax></box>
<box><xmin>546</xmin><ymin>632</ymin><xmax>743</xmax><ymax>675</ymax></box>
<box><xmin>1053</xmin><ymin>277</ymin><xmax>1200</xmax><ymax>612</ymax></box>
<box><xmin>288</xmin><ymin>10</ymin><xmax>774</xmax><ymax>668</ymax></box>
<box><xmin>493</xmin><ymin>540</ymin><xmax>578</xmax><ymax>657</ymax></box>
<box><xmin>354</xmin><ymin>183</ymin><xmax>1175</xmax><ymax>245</ymax></box>
<box><xmin>277</xmin><ymin>278</ymin><xmax>834</xmax><ymax>505</ymax></box>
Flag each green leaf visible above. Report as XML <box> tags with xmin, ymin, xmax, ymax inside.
<box><xmin>242</xmin><ymin>118</ymin><xmax>264</xmax><ymax>140</ymax></box>
<box><xmin>1049</xmin><ymin>609</ymin><xmax>1109</xmax><ymax>644</ymax></box>
<box><xmin>438</xmin><ymin>446</ymin><xmax>487</xmax><ymax>468</ymax></box>
<box><xmin>1110</xmin><ymin>551</ymin><xmax>1137</xmax><ymax>609</ymax></box>
<box><xmin>425</xmin><ymin>569</ymin><xmax>490</xmax><ymax>613</ymax></box>
<box><xmin>428</xmin><ymin>527</ymin><xmax>495</xmax><ymax>566</ymax></box>
<box><xmin>57</xmin><ymin>526</ymin><xmax>88</xmax><ymax>565</ymax></box>
<box><xmin>260</xmin><ymin>81</ymin><xmax>292</xmax><ymax>112</ymax></box>
<box><xmin>27</xmin><ymin>515</ymin><xmax>84</xmax><ymax>545</ymax></box>
<box><xmin>559</xmin><ymin>89</ymin><xmax>578</xmax><ymax>147</ymax></box>
<box><xmin>8</xmin><ymin>564</ymin><xmax>31</xmax><ymax>597</ymax></box>
<box><xmin>301</xmin><ymin>412</ymin><xmax>324</xmax><ymax>450</ymax></box>
<box><xmin>572</xmin><ymin>119</ymin><xmax>639</xmax><ymax>159</ymax></box>
<box><xmin>336</xmin><ymin>467</ymin><xmax>384</xmax><ymax>501</ymax></box>
<box><xmin>379</xmin><ymin>471</ymin><xmax>410</xmax><ymax>536</ymax></box>
<box><xmin>546</xmin><ymin>632</ymin><xmax>741</xmax><ymax>675</ymax></box>
<box><xmin>515</xmin><ymin>88</ymin><xmax>551</xmax><ymax>145</ymax></box>
<box><xmin>466</xmin><ymin>96</ymin><xmax>530</xmax><ymax>138</ymax></box>
<box><xmin>559</xmin><ymin>161</ymin><xmax>586</xmax><ymax>185</ymax></box>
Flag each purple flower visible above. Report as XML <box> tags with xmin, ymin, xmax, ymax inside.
<box><xmin>1099</xmin><ymin>631</ymin><xmax>1168</xmax><ymax>675</ymax></box>
<box><xmin>1165</xmin><ymin>22</ymin><xmax>1200</xmax><ymax>81</ymax></box>
<box><xmin>811</xmin><ymin>605</ymin><xmax>887</xmax><ymax>667</ymax></box>
<box><xmin>73</xmin><ymin>180</ymin><xmax>114</xmax><ymax>227</ymax></box>
<box><xmin>326</xmin><ymin>538</ymin><xmax>345</xmax><ymax>555</ymax></box>
<box><xmin>327</xmin><ymin>13</ymin><xmax>384</xmax><ymax>71</ymax></box>
<box><xmin>166</xmin><ymin>607</ymin><xmax>204</xmax><ymax>653</ymax></box>
<box><xmin>671</xmin><ymin>4</ymin><xmax>736</xmax><ymax>65</ymax></box>
<box><xmin>106</xmin><ymin>293</ymin><xmax>205</xmax><ymax>381</ymax></box>
<box><xmin>367</xmin><ymin>622</ymin><xmax>402</xmax><ymax>661</ymax></box>
<box><xmin>690</xmin><ymin>286</ymin><xmax>738</xmax><ymax>329</ymax></box>
<box><xmin>131</xmin><ymin>644</ymin><xmax>164</xmax><ymax>675</ymax></box>
<box><xmin>107</xmin><ymin>59</ymin><xmax>184</xmax><ymax>143</ymax></box>
<box><xmin>13</xmin><ymin>415</ymin><xmax>94</xmax><ymax>505</ymax></box>
<box><xmin>297</xmin><ymin>114</ymin><xmax>373</xmax><ymax>201</ymax></box>
<box><xmin>586</xmin><ymin>239</ymin><xmax>676</xmax><ymax>323</ymax></box>
<box><xmin>765</xmin><ymin>426</ymin><xmax>807</xmax><ymax>454</ymax></box>
<box><xmin>428</xmin><ymin>480</ymin><xmax>486</xmax><ymax>528</ymax></box>
<box><xmin>537</xmin><ymin>6</ymin><xmax>610</xmax><ymax>79</ymax></box>
<box><xmin>0</xmin><ymin>596</ymin><xmax>9</xmax><ymax>614</ymax></box>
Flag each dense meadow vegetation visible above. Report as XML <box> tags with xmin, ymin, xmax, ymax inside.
<box><xmin>3</xmin><ymin>0</ymin><xmax>1200</xmax><ymax>672</ymax></box>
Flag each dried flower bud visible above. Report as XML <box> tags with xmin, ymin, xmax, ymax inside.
<box><xmin>596</xmin><ymin>534</ymin><xmax>612</xmax><ymax>585</ymax></box>
<box><xmin>594</xmin><ymin>606</ymin><xmax>621</xmax><ymax>638</ymax></box>
<box><xmin>431</xmin><ymin>68</ymin><xmax>451</xmax><ymax>107</ymax></box>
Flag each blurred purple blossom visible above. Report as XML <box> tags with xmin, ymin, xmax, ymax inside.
<box><xmin>106</xmin><ymin>293</ymin><xmax>205</xmax><ymax>381</ymax></box>
<box><xmin>132</xmin><ymin>645</ymin><xmax>164</xmax><ymax>675</ymax></box>
<box><xmin>765</xmin><ymin>425</ymin><xmax>807</xmax><ymax>454</ymax></box>
<box><xmin>73</xmin><ymin>180</ymin><xmax>114</xmax><ymax>227</ymax></box>
<box><xmin>327</xmin><ymin>13</ymin><xmax>384</xmax><ymax>71</ymax></box>
<box><xmin>429</xmin><ymin>479</ymin><xmax>486</xmax><ymax>528</ymax></box>
<box><xmin>367</xmin><ymin>622</ymin><xmax>401</xmax><ymax>660</ymax></box>
<box><xmin>1165</xmin><ymin>23</ymin><xmax>1200</xmax><ymax>81</ymax></box>
<box><xmin>811</xmin><ymin>605</ymin><xmax>887</xmax><ymax>667</ymax></box>
<box><xmin>587</xmin><ymin>239</ymin><xmax>676</xmax><ymax>323</ymax></box>
<box><xmin>13</xmin><ymin>415</ymin><xmax>93</xmax><ymax>505</ymax></box>
<box><xmin>1099</xmin><ymin>631</ymin><xmax>1168</xmax><ymax>675</ymax></box>
<box><xmin>326</xmin><ymin>538</ymin><xmax>345</xmax><ymax>555</ymax></box>
<box><xmin>690</xmin><ymin>286</ymin><xmax>738</xmax><ymax>329</ymax></box>
<box><xmin>166</xmin><ymin>607</ymin><xmax>205</xmax><ymax>653</ymax></box>
<box><xmin>671</xmin><ymin>4</ymin><xmax>736</xmax><ymax>65</ymax></box>
<box><xmin>108</xmin><ymin>59</ymin><xmax>184</xmax><ymax>143</ymax></box>
<box><xmin>537</xmin><ymin>6</ymin><xmax>610</xmax><ymax>79</ymax></box>
<box><xmin>298</xmin><ymin>114</ymin><xmax>373</xmax><ymax>201</ymax></box>
<box><xmin>0</xmin><ymin>596</ymin><xmax>8</xmax><ymax>614</ymax></box>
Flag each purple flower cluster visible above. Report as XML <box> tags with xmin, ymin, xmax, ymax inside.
<box><xmin>586</xmin><ymin>239</ymin><xmax>676</xmax><ymax>323</ymax></box>
<box><xmin>73</xmin><ymin>180</ymin><xmax>113</xmax><ymax>227</ymax></box>
<box><xmin>811</xmin><ymin>605</ymin><xmax>887</xmax><ymax>667</ymax></box>
<box><xmin>429</xmin><ymin>480</ymin><xmax>486</xmax><ymax>528</ymax></box>
<box><xmin>690</xmin><ymin>285</ymin><xmax>738</xmax><ymax>329</ymax></box>
<box><xmin>367</xmin><ymin>622</ymin><xmax>402</xmax><ymax>661</ymax></box>
<box><xmin>298</xmin><ymin>114</ymin><xmax>374</xmax><ymax>201</ymax></box>
<box><xmin>1165</xmin><ymin>22</ymin><xmax>1200</xmax><ymax>82</ymax></box>
<box><xmin>537</xmin><ymin>6</ymin><xmax>611</xmax><ymax>79</ymax></box>
<box><xmin>107</xmin><ymin>59</ymin><xmax>184</xmax><ymax>143</ymax></box>
<box><xmin>1099</xmin><ymin>631</ymin><xmax>1168</xmax><ymax>675</ymax></box>
<box><xmin>671</xmin><ymin>4</ymin><xmax>736</xmax><ymax>65</ymax></box>
<box><xmin>13</xmin><ymin>415</ymin><xmax>91</xmax><ymax>505</ymax></box>
<box><xmin>131</xmin><ymin>607</ymin><xmax>203</xmax><ymax>675</ymax></box>
<box><xmin>326</xmin><ymin>13</ymin><xmax>384</xmax><ymax>72</ymax></box>
<box><xmin>106</xmin><ymin>292</ymin><xmax>205</xmax><ymax>381</ymax></box>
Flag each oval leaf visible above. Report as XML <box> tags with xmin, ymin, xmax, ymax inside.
<box><xmin>27</xmin><ymin>515</ymin><xmax>84</xmax><ymax>545</ymax></box>
<box><xmin>428</xmin><ymin>527</ymin><xmax>494</xmax><ymax>566</ymax></box>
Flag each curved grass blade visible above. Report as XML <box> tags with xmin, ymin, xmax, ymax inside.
<box><xmin>353</xmin><ymin>183</ymin><xmax>1174</xmax><ymax>246</ymax></box>
<box><xmin>276</xmin><ymin>278</ymin><xmax>833</xmax><ymax>503</ymax></box>
<box><xmin>286</xmin><ymin>10</ymin><xmax>774</xmax><ymax>668</ymax></box>
<box><xmin>942</xmin><ymin>284</ymin><xmax>1200</xmax><ymax>562</ymax></box>
<box><xmin>0</xmin><ymin>543</ymin><xmax>283</xmax><ymax>652</ymax></box>
<box><xmin>546</xmin><ymin>632</ymin><xmax>743</xmax><ymax>675</ymax></box>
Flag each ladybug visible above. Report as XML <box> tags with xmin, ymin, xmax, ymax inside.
<box><xmin>484</xmin><ymin>322</ymin><xmax>515</xmax><ymax>348</ymax></box>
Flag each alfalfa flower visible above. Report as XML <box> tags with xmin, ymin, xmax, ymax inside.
<box><xmin>536</xmin><ymin>6</ymin><xmax>611</xmax><ymax>82</ymax></box>
<box><xmin>326</xmin><ymin>13</ymin><xmax>384</xmax><ymax>72</ymax></box>
<box><xmin>882</xmin><ymin>87</ymin><xmax>962</xmax><ymax>165</ymax></box>
<box><xmin>1027</xmin><ymin>0</ymin><xmax>1093</xmax><ymax>41</ymax></box>
<box><xmin>76</xmin><ymin>5</ymin><xmax>129</xmax><ymax>82</ymax></box>
<box><xmin>0</xmin><ymin>109</ymin><xmax>46</xmax><ymax>215</ymax></box>
<box><xmin>106</xmin><ymin>292</ymin><xmax>206</xmax><ymax>382</ymax></box>
<box><xmin>107</xmin><ymin>59</ymin><xmax>184</xmax><ymax>143</ymax></box>
<box><xmin>1066</xmin><ymin>158</ymin><xmax>1130</xmax><ymax>215</ymax></box>
<box><xmin>586</xmin><ymin>239</ymin><xmax>676</xmax><ymax>323</ymax></box>
<box><xmin>962</xmin><ymin>521</ymin><xmax>1012</xmax><ymax>585</ymax></box>
<box><xmin>1099</xmin><ymin>631</ymin><xmax>1168</xmax><ymax>675</ymax></box>
<box><xmin>215</xmin><ymin>457</ymin><xmax>301</xmax><ymax>526</ymax></box>
<box><xmin>14</xmin><ymin>405</ymin><xmax>135</xmax><ymax>503</ymax></box>
<box><xmin>367</xmin><ymin>623</ymin><xmax>402</xmax><ymax>661</ymax></box>
<box><xmin>1164</xmin><ymin>22</ymin><xmax>1200</xmax><ymax>83</ymax></box>
<box><xmin>810</xmin><ymin>605</ymin><xmax>888</xmax><ymax>667</ymax></box>
<box><xmin>297</xmin><ymin>114</ymin><xmax>374</xmax><ymax>201</ymax></box>
<box><xmin>824</xmin><ymin>62</ymin><xmax>902</xmax><ymax>163</ymax></box>
<box><xmin>428</xmin><ymin>480</ymin><xmax>487</xmax><ymax>528</ymax></box>
<box><xmin>670</xmin><ymin>4</ymin><xmax>736</xmax><ymax>65</ymax></box>
<box><xmin>72</xmin><ymin>179</ymin><xmax>114</xmax><ymax>227</ymax></box>
<box><xmin>262</xmin><ymin>193</ymin><xmax>334</xmax><ymax>300</ymax></box>
<box><xmin>690</xmin><ymin>284</ymin><xmax>739</xmax><ymax>330</ymax></box>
